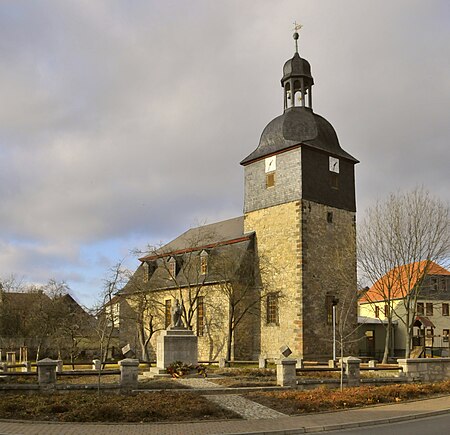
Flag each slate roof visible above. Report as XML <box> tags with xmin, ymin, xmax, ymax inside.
<box><xmin>122</xmin><ymin>216</ymin><xmax>255</xmax><ymax>294</ymax></box>
<box><xmin>360</xmin><ymin>261</ymin><xmax>450</xmax><ymax>303</ymax></box>
<box><xmin>241</xmin><ymin>107</ymin><xmax>358</xmax><ymax>165</ymax></box>
<box><xmin>139</xmin><ymin>216</ymin><xmax>248</xmax><ymax>260</ymax></box>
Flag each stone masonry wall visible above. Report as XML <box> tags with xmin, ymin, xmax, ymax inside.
<box><xmin>301</xmin><ymin>199</ymin><xmax>358</xmax><ymax>360</ymax></box>
<box><xmin>244</xmin><ymin>201</ymin><xmax>303</xmax><ymax>358</ymax></box>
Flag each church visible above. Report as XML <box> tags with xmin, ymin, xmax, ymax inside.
<box><xmin>118</xmin><ymin>31</ymin><xmax>359</xmax><ymax>362</ymax></box>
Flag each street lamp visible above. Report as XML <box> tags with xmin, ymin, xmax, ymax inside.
<box><xmin>332</xmin><ymin>298</ymin><xmax>339</xmax><ymax>361</ymax></box>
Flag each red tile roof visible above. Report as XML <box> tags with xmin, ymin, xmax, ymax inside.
<box><xmin>360</xmin><ymin>261</ymin><xmax>450</xmax><ymax>303</ymax></box>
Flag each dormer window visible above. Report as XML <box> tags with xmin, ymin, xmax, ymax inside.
<box><xmin>142</xmin><ymin>261</ymin><xmax>156</xmax><ymax>283</ymax></box>
<box><xmin>168</xmin><ymin>257</ymin><xmax>177</xmax><ymax>278</ymax></box>
<box><xmin>200</xmin><ymin>251</ymin><xmax>208</xmax><ymax>275</ymax></box>
<box><xmin>142</xmin><ymin>262</ymin><xmax>149</xmax><ymax>283</ymax></box>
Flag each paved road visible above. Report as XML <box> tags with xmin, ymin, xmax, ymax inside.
<box><xmin>324</xmin><ymin>412</ymin><xmax>450</xmax><ymax>434</ymax></box>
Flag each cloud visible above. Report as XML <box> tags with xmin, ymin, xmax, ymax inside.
<box><xmin>0</xmin><ymin>0</ymin><xmax>448</xmax><ymax>306</ymax></box>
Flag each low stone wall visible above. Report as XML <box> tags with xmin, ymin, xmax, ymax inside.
<box><xmin>397</xmin><ymin>358</ymin><xmax>450</xmax><ymax>382</ymax></box>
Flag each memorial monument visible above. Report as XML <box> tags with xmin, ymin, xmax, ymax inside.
<box><xmin>150</xmin><ymin>300</ymin><xmax>198</xmax><ymax>375</ymax></box>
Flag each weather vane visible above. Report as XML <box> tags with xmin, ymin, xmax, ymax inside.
<box><xmin>292</xmin><ymin>21</ymin><xmax>303</xmax><ymax>53</ymax></box>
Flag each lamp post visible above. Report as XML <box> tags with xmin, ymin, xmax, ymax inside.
<box><xmin>332</xmin><ymin>298</ymin><xmax>339</xmax><ymax>361</ymax></box>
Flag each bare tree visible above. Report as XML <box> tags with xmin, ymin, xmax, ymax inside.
<box><xmin>358</xmin><ymin>187</ymin><xmax>450</xmax><ymax>359</ymax></box>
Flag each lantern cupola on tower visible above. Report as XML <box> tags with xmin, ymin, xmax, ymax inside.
<box><xmin>282</xmin><ymin>27</ymin><xmax>314</xmax><ymax>110</ymax></box>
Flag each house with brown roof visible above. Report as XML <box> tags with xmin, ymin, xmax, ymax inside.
<box><xmin>359</xmin><ymin>261</ymin><xmax>450</xmax><ymax>360</ymax></box>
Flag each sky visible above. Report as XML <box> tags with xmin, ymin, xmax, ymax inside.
<box><xmin>0</xmin><ymin>0</ymin><xmax>449</xmax><ymax>308</ymax></box>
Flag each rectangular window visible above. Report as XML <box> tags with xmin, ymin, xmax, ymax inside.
<box><xmin>426</xmin><ymin>302</ymin><xmax>433</xmax><ymax>316</ymax></box>
<box><xmin>431</xmin><ymin>277</ymin><xmax>438</xmax><ymax>291</ymax></box>
<box><xmin>330</xmin><ymin>172</ymin><xmax>339</xmax><ymax>189</ymax></box>
<box><xmin>168</xmin><ymin>260</ymin><xmax>176</xmax><ymax>277</ymax></box>
<box><xmin>200</xmin><ymin>256</ymin><xmax>208</xmax><ymax>275</ymax></box>
<box><xmin>375</xmin><ymin>306</ymin><xmax>380</xmax><ymax>318</ymax></box>
<box><xmin>327</xmin><ymin>212</ymin><xmax>333</xmax><ymax>224</ymax></box>
<box><xmin>384</xmin><ymin>304</ymin><xmax>390</xmax><ymax>317</ymax></box>
<box><xmin>426</xmin><ymin>328</ymin><xmax>433</xmax><ymax>337</ymax></box>
<box><xmin>439</xmin><ymin>278</ymin><xmax>447</xmax><ymax>292</ymax></box>
<box><xmin>266</xmin><ymin>293</ymin><xmax>278</xmax><ymax>325</ymax></box>
<box><xmin>443</xmin><ymin>303</ymin><xmax>449</xmax><ymax>316</ymax></box>
<box><xmin>142</xmin><ymin>262</ymin><xmax>149</xmax><ymax>283</ymax></box>
<box><xmin>417</xmin><ymin>302</ymin><xmax>424</xmax><ymax>315</ymax></box>
<box><xmin>325</xmin><ymin>294</ymin><xmax>333</xmax><ymax>324</ymax></box>
<box><xmin>197</xmin><ymin>296</ymin><xmax>204</xmax><ymax>336</ymax></box>
<box><xmin>164</xmin><ymin>299</ymin><xmax>172</xmax><ymax>328</ymax></box>
<box><xmin>443</xmin><ymin>329</ymin><xmax>449</xmax><ymax>342</ymax></box>
<box><xmin>266</xmin><ymin>172</ymin><xmax>275</xmax><ymax>188</ymax></box>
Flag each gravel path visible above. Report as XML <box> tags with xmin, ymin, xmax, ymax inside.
<box><xmin>207</xmin><ymin>394</ymin><xmax>287</xmax><ymax>419</ymax></box>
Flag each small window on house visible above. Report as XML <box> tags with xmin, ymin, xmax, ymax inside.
<box><xmin>142</xmin><ymin>262</ymin><xmax>149</xmax><ymax>283</ymax></box>
<box><xmin>431</xmin><ymin>277</ymin><xmax>438</xmax><ymax>291</ymax></box>
<box><xmin>168</xmin><ymin>258</ymin><xmax>176</xmax><ymax>277</ymax></box>
<box><xmin>327</xmin><ymin>212</ymin><xmax>333</xmax><ymax>224</ymax></box>
<box><xmin>417</xmin><ymin>302</ymin><xmax>424</xmax><ymax>315</ymax></box>
<box><xmin>384</xmin><ymin>304</ymin><xmax>390</xmax><ymax>317</ymax></box>
<box><xmin>426</xmin><ymin>302</ymin><xmax>433</xmax><ymax>316</ymax></box>
<box><xmin>197</xmin><ymin>296</ymin><xmax>204</xmax><ymax>336</ymax></box>
<box><xmin>266</xmin><ymin>293</ymin><xmax>279</xmax><ymax>325</ymax></box>
<box><xmin>330</xmin><ymin>172</ymin><xmax>339</xmax><ymax>189</ymax></box>
<box><xmin>266</xmin><ymin>172</ymin><xmax>275</xmax><ymax>188</ymax></box>
<box><xmin>164</xmin><ymin>299</ymin><xmax>172</xmax><ymax>328</ymax></box>
<box><xmin>442</xmin><ymin>303</ymin><xmax>449</xmax><ymax>316</ymax></box>
<box><xmin>200</xmin><ymin>255</ymin><xmax>208</xmax><ymax>275</ymax></box>
<box><xmin>443</xmin><ymin>329</ymin><xmax>449</xmax><ymax>342</ymax></box>
<box><xmin>439</xmin><ymin>278</ymin><xmax>447</xmax><ymax>292</ymax></box>
<box><xmin>375</xmin><ymin>306</ymin><xmax>380</xmax><ymax>318</ymax></box>
<box><xmin>426</xmin><ymin>328</ymin><xmax>433</xmax><ymax>337</ymax></box>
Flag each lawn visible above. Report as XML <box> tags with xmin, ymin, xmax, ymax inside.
<box><xmin>245</xmin><ymin>380</ymin><xmax>450</xmax><ymax>414</ymax></box>
<box><xmin>0</xmin><ymin>391</ymin><xmax>240</xmax><ymax>422</ymax></box>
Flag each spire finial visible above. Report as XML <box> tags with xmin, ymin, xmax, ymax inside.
<box><xmin>292</xmin><ymin>21</ymin><xmax>302</xmax><ymax>53</ymax></box>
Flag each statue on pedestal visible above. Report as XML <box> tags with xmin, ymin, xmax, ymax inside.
<box><xmin>171</xmin><ymin>299</ymin><xmax>184</xmax><ymax>328</ymax></box>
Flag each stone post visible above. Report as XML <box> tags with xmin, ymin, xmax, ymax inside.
<box><xmin>218</xmin><ymin>357</ymin><xmax>228</xmax><ymax>368</ymax></box>
<box><xmin>296</xmin><ymin>358</ymin><xmax>304</xmax><ymax>369</ymax></box>
<box><xmin>328</xmin><ymin>359</ymin><xmax>337</xmax><ymax>368</ymax></box>
<box><xmin>22</xmin><ymin>361</ymin><xmax>31</xmax><ymax>372</ymax></box>
<box><xmin>344</xmin><ymin>356</ymin><xmax>361</xmax><ymax>387</ymax></box>
<box><xmin>56</xmin><ymin>360</ymin><xmax>63</xmax><ymax>373</ymax></box>
<box><xmin>37</xmin><ymin>358</ymin><xmax>58</xmax><ymax>387</ymax></box>
<box><xmin>258</xmin><ymin>356</ymin><xmax>267</xmax><ymax>369</ymax></box>
<box><xmin>276</xmin><ymin>358</ymin><xmax>297</xmax><ymax>387</ymax></box>
<box><xmin>368</xmin><ymin>360</ymin><xmax>377</xmax><ymax>372</ymax></box>
<box><xmin>92</xmin><ymin>359</ymin><xmax>101</xmax><ymax>371</ymax></box>
<box><xmin>119</xmin><ymin>358</ymin><xmax>140</xmax><ymax>390</ymax></box>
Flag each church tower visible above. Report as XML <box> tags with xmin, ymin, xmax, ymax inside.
<box><xmin>241</xmin><ymin>30</ymin><xmax>359</xmax><ymax>360</ymax></box>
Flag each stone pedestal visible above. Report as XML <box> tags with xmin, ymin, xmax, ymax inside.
<box><xmin>92</xmin><ymin>359</ymin><xmax>101</xmax><ymax>371</ymax></box>
<box><xmin>119</xmin><ymin>358</ymin><xmax>140</xmax><ymax>389</ymax></box>
<box><xmin>276</xmin><ymin>358</ymin><xmax>297</xmax><ymax>387</ymax></box>
<box><xmin>259</xmin><ymin>356</ymin><xmax>267</xmax><ymax>369</ymax></box>
<box><xmin>156</xmin><ymin>326</ymin><xmax>198</xmax><ymax>369</ymax></box>
<box><xmin>344</xmin><ymin>356</ymin><xmax>361</xmax><ymax>387</ymax></box>
<box><xmin>37</xmin><ymin>358</ymin><xmax>57</xmax><ymax>386</ymax></box>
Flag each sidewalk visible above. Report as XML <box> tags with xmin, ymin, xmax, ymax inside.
<box><xmin>0</xmin><ymin>394</ymin><xmax>449</xmax><ymax>435</ymax></box>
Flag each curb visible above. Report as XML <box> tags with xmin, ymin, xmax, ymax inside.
<box><xmin>218</xmin><ymin>407</ymin><xmax>450</xmax><ymax>435</ymax></box>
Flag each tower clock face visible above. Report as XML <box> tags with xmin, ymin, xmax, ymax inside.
<box><xmin>265</xmin><ymin>155</ymin><xmax>276</xmax><ymax>173</ymax></box>
<box><xmin>329</xmin><ymin>156</ymin><xmax>339</xmax><ymax>173</ymax></box>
